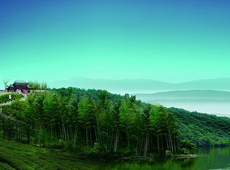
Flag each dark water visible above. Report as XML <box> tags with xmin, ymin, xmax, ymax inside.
<box><xmin>99</xmin><ymin>147</ymin><xmax>230</xmax><ymax>170</ymax></box>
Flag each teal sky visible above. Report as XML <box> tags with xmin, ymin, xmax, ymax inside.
<box><xmin>1</xmin><ymin>0</ymin><xmax>230</xmax><ymax>88</ymax></box>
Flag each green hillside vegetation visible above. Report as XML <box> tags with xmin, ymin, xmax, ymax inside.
<box><xmin>0</xmin><ymin>88</ymin><xmax>180</xmax><ymax>158</ymax></box>
<box><xmin>0</xmin><ymin>87</ymin><xmax>230</xmax><ymax>162</ymax></box>
<box><xmin>0</xmin><ymin>138</ymin><xmax>96</xmax><ymax>170</ymax></box>
<box><xmin>170</xmin><ymin>108</ymin><xmax>230</xmax><ymax>147</ymax></box>
<box><xmin>0</xmin><ymin>93</ymin><xmax>23</xmax><ymax>104</ymax></box>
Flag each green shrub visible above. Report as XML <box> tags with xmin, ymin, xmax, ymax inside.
<box><xmin>0</xmin><ymin>93</ymin><xmax>23</xmax><ymax>104</ymax></box>
<box><xmin>180</xmin><ymin>139</ymin><xmax>197</xmax><ymax>154</ymax></box>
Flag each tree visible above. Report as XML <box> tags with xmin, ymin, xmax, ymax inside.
<box><xmin>141</xmin><ymin>105</ymin><xmax>151</xmax><ymax>157</ymax></box>
<box><xmin>119</xmin><ymin>95</ymin><xmax>142</xmax><ymax>155</ymax></box>
<box><xmin>78</xmin><ymin>97</ymin><xmax>96</xmax><ymax>146</ymax></box>
<box><xmin>111</xmin><ymin>101</ymin><xmax>121</xmax><ymax>153</ymax></box>
<box><xmin>150</xmin><ymin>105</ymin><xmax>179</xmax><ymax>155</ymax></box>
<box><xmin>96</xmin><ymin>90</ymin><xmax>113</xmax><ymax>151</ymax></box>
<box><xmin>3</xmin><ymin>79</ymin><xmax>10</xmax><ymax>89</ymax></box>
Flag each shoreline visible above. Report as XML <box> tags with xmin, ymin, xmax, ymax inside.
<box><xmin>119</xmin><ymin>154</ymin><xmax>204</xmax><ymax>162</ymax></box>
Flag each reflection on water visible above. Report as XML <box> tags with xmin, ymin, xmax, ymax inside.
<box><xmin>99</xmin><ymin>147</ymin><xmax>230</xmax><ymax>170</ymax></box>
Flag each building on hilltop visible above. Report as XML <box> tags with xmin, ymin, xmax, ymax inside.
<box><xmin>6</xmin><ymin>80</ymin><xmax>31</xmax><ymax>94</ymax></box>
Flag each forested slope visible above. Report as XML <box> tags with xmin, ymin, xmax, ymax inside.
<box><xmin>0</xmin><ymin>87</ymin><xmax>230</xmax><ymax>159</ymax></box>
<box><xmin>170</xmin><ymin>108</ymin><xmax>230</xmax><ymax>147</ymax></box>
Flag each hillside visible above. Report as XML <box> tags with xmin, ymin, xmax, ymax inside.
<box><xmin>1</xmin><ymin>87</ymin><xmax>230</xmax><ymax>162</ymax></box>
<box><xmin>0</xmin><ymin>139</ymin><xmax>96</xmax><ymax>170</ymax></box>
<box><xmin>169</xmin><ymin>107</ymin><xmax>230</xmax><ymax>147</ymax></box>
<box><xmin>1</xmin><ymin>106</ymin><xmax>230</xmax><ymax>169</ymax></box>
<box><xmin>0</xmin><ymin>93</ymin><xmax>23</xmax><ymax>104</ymax></box>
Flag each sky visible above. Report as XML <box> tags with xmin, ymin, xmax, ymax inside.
<box><xmin>0</xmin><ymin>0</ymin><xmax>230</xmax><ymax>88</ymax></box>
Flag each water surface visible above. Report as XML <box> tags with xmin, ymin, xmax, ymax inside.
<box><xmin>99</xmin><ymin>147</ymin><xmax>230</xmax><ymax>170</ymax></box>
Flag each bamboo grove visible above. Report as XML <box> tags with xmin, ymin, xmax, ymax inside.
<box><xmin>0</xmin><ymin>88</ymin><xmax>180</xmax><ymax>156</ymax></box>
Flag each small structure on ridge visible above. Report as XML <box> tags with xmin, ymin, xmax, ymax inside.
<box><xmin>6</xmin><ymin>80</ymin><xmax>31</xmax><ymax>94</ymax></box>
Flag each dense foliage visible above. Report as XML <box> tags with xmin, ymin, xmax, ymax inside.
<box><xmin>28</xmin><ymin>81</ymin><xmax>47</xmax><ymax>90</ymax></box>
<box><xmin>1</xmin><ymin>88</ymin><xmax>230</xmax><ymax>158</ymax></box>
<box><xmin>170</xmin><ymin>108</ymin><xmax>230</xmax><ymax>147</ymax></box>
<box><xmin>0</xmin><ymin>93</ymin><xmax>23</xmax><ymax>104</ymax></box>
<box><xmin>0</xmin><ymin>88</ymin><xmax>179</xmax><ymax>157</ymax></box>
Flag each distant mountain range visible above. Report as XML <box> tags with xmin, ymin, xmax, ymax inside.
<box><xmin>135</xmin><ymin>90</ymin><xmax>230</xmax><ymax>116</ymax></box>
<box><xmin>135</xmin><ymin>90</ymin><xmax>230</xmax><ymax>100</ymax></box>
<box><xmin>49</xmin><ymin>78</ymin><xmax>230</xmax><ymax>116</ymax></box>
<box><xmin>49</xmin><ymin>77</ymin><xmax>230</xmax><ymax>94</ymax></box>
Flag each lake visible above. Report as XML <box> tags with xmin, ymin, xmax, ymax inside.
<box><xmin>98</xmin><ymin>147</ymin><xmax>230</xmax><ymax>170</ymax></box>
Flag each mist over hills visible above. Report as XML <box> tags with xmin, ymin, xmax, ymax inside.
<box><xmin>135</xmin><ymin>90</ymin><xmax>230</xmax><ymax>117</ymax></box>
<box><xmin>135</xmin><ymin>90</ymin><xmax>230</xmax><ymax>100</ymax></box>
<box><xmin>49</xmin><ymin>77</ymin><xmax>230</xmax><ymax>116</ymax></box>
<box><xmin>49</xmin><ymin>77</ymin><xmax>230</xmax><ymax>94</ymax></box>
<box><xmin>49</xmin><ymin>77</ymin><xmax>172</xmax><ymax>94</ymax></box>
